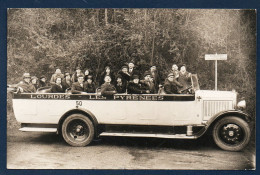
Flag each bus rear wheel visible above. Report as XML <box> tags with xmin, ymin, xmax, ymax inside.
<box><xmin>62</xmin><ymin>114</ymin><xmax>94</xmax><ymax>147</ymax></box>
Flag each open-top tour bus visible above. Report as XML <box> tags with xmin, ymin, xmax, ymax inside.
<box><xmin>11</xmin><ymin>74</ymin><xmax>251</xmax><ymax>151</ymax></box>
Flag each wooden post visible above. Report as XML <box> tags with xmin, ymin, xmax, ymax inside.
<box><xmin>215</xmin><ymin>60</ymin><xmax>217</xmax><ymax>91</ymax></box>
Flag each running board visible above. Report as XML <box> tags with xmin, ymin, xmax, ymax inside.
<box><xmin>99</xmin><ymin>132</ymin><xmax>196</xmax><ymax>139</ymax></box>
<box><xmin>19</xmin><ymin>127</ymin><xmax>57</xmax><ymax>132</ymax></box>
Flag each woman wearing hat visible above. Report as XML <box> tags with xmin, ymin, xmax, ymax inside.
<box><xmin>31</xmin><ymin>76</ymin><xmax>39</xmax><ymax>90</ymax></box>
<box><xmin>38</xmin><ymin>75</ymin><xmax>48</xmax><ymax>88</ymax></box>
<box><xmin>140</xmin><ymin>71</ymin><xmax>155</xmax><ymax>94</ymax></box>
<box><xmin>115</xmin><ymin>74</ymin><xmax>127</xmax><ymax>93</ymax></box>
<box><xmin>50</xmin><ymin>68</ymin><xmax>64</xmax><ymax>85</ymax></box>
<box><xmin>127</xmin><ymin>75</ymin><xmax>149</xmax><ymax>94</ymax></box>
<box><xmin>85</xmin><ymin>75</ymin><xmax>96</xmax><ymax>93</ymax></box>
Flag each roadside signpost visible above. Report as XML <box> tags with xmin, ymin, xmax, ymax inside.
<box><xmin>205</xmin><ymin>54</ymin><xmax>227</xmax><ymax>91</ymax></box>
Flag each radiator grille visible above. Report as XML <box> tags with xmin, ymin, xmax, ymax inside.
<box><xmin>203</xmin><ymin>100</ymin><xmax>233</xmax><ymax>120</ymax></box>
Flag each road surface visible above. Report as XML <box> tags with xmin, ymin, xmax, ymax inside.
<box><xmin>7</xmin><ymin>130</ymin><xmax>255</xmax><ymax>170</ymax></box>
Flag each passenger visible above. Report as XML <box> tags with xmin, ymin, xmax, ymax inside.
<box><xmin>127</xmin><ymin>75</ymin><xmax>150</xmax><ymax>94</ymax></box>
<box><xmin>85</xmin><ymin>75</ymin><xmax>96</xmax><ymax>93</ymax></box>
<box><xmin>115</xmin><ymin>74</ymin><xmax>127</xmax><ymax>93</ymax></box>
<box><xmin>99</xmin><ymin>66</ymin><xmax>115</xmax><ymax>86</ymax></box>
<box><xmin>31</xmin><ymin>76</ymin><xmax>39</xmax><ymax>90</ymax></box>
<box><xmin>117</xmin><ymin>65</ymin><xmax>130</xmax><ymax>84</ymax></box>
<box><xmin>164</xmin><ymin>73</ymin><xmax>183</xmax><ymax>94</ymax></box>
<box><xmin>50</xmin><ymin>68</ymin><xmax>64</xmax><ymax>85</ymax></box>
<box><xmin>171</xmin><ymin>64</ymin><xmax>179</xmax><ymax>79</ymax></box>
<box><xmin>140</xmin><ymin>71</ymin><xmax>156</xmax><ymax>94</ymax></box>
<box><xmin>51</xmin><ymin>77</ymin><xmax>64</xmax><ymax>93</ymax></box>
<box><xmin>178</xmin><ymin>64</ymin><xmax>192</xmax><ymax>94</ymax></box>
<box><xmin>84</xmin><ymin>69</ymin><xmax>93</xmax><ymax>82</ymax></box>
<box><xmin>128</xmin><ymin>60</ymin><xmax>139</xmax><ymax>78</ymax></box>
<box><xmin>38</xmin><ymin>75</ymin><xmax>48</xmax><ymax>88</ymax></box>
<box><xmin>100</xmin><ymin>75</ymin><xmax>117</xmax><ymax>99</ymax></box>
<box><xmin>71</xmin><ymin>75</ymin><xmax>87</xmax><ymax>94</ymax></box>
<box><xmin>17</xmin><ymin>73</ymin><xmax>36</xmax><ymax>93</ymax></box>
<box><xmin>150</xmin><ymin>65</ymin><xmax>161</xmax><ymax>92</ymax></box>
<box><xmin>62</xmin><ymin>72</ymin><xmax>72</xmax><ymax>92</ymax></box>
<box><xmin>71</xmin><ymin>67</ymin><xmax>84</xmax><ymax>83</ymax></box>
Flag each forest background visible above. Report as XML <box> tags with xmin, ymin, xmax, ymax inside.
<box><xmin>7</xmin><ymin>9</ymin><xmax>256</xmax><ymax>119</ymax></box>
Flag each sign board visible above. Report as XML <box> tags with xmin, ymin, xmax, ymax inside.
<box><xmin>205</xmin><ymin>54</ymin><xmax>227</xmax><ymax>60</ymax></box>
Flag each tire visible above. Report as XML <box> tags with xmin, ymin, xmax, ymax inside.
<box><xmin>213</xmin><ymin>116</ymin><xmax>251</xmax><ymax>151</ymax></box>
<box><xmin>62</xmin><ymin>114</ymin><xmax>94</xmax><ymax>147</ymax></box>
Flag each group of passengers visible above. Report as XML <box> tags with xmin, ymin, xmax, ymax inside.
<box><xmin>16</xmin><ymin>61</ymin><xmax>193</xmax><ymax>96</ymax></box>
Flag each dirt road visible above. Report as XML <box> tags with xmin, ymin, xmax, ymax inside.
<box><xmin>7</xmin><ymin>130</ymin><xmax>255</xmax><ymax>170</ymax></box>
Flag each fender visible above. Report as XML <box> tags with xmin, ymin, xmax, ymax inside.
<box><xmin>194</xmin><ymin>110</ymin><xmax>251</xmax><ymax>139</ymax></box>
<box><xmin>58</xmin><ymin>107</ymin><xmax>99</xmax><ymax>137</ymax></box>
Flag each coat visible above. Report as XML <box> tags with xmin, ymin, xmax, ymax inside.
<box><xmin>17</xmin><ymin>81</ymin><xmax>36</xmax><ymax>93</ymax></box>
<box><xmin>115</xmin><ymin>82</ymin><xmax>127</xmax><ymax>93</ymax></box>
<box><xmin>164</xmin><ymin>79</ymin><xmax>183</xmax><ymax>94</ymax></box>
<box><xmin>85</xmin><ymin>82</ymin><xmax>96</xmax><ymax>93</ymax></box>
<box><xmin>178</xmin><ymin>71</ymin><xmax>191</xmax><ymax>92</ymax></box>
<box><xmin>100</xmin><ymin>82</ymin><xmax>116</xmax><ymax>99</ymax></box>
<box><xmin>38</xmin><ymin>80</ymin><xmax>48</xmax><ymax>88</ymax></box>
<box><xmin>128</xmin><ymin>68</ymin><xmax>139</xmax><ymax>79</ymax></box>
<box><xmin>150</xmin><ymin>70</ymin><xmax>161</xmax><ymax>91</ymax></box>
<box><xmin>50</xmin><ymin>73</ymin><xmax>64</xmax><ymax>85</ymax></box>
<box><xmin>127</xmin><ymin>82</ymin><xmax>147</xmax><ymax>94</ymax></box>
<box><xmin>140</xmin><ymin>80</ymin><xmax>156</xmax><ymax>94</ymax></box>
<box><xmin>71</xmin><ymin>82</ymin><xmax>87</xmax><ymax>94</ymax></box>
<box><xmin>71</xmin><ymin>72</ymin><xmax>85</xmax><ymax>83</ymax></box>
<box><xmin>62</xmin><ymin>79</ymin><xmax>72</xmax><ymax>91</ymax></box>
<box><xmin>51</xmin><ymin>84</ymin><xmax>65</xmax><ymax>93</ymax></box>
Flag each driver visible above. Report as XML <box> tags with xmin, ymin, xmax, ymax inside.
<box><xmin>164</xmin><ymin>73</ymin><xmax>183</xmax><ymax>94</ymax></box>
<box><xmin>178</xmin><ymin>64</ymin><xmax>192</xmax><ymax>94</ymax></box>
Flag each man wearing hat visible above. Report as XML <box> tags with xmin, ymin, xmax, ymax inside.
<box><xmin>50</xmin><ymin>68</ymin><xmax>64</xmax><ymax>85</ymax></box>
<box><xmin>17</xmin><ymin>73</ymin><xmax>36</xmax><ymax>93</ymax></box>
<box><xmin>164</xmin><ymin>73</ymin><xmax>183</xmax><ymax>94</ymax></box>
<box><xmin>85</xmin><ymin>75</ymin><xmax>96</xmax><ymax>93</ymax></box>
<box><xmin>71</xmin><ymin>66</ymin><xmax>84</xmax><ymax>83</ymax></box>
<box><xmin>71</xmin><ymin>75</ymin><xmax>87</xmax><ymax>94</ymax></box>
<box><xmin>140</xmin><ymin>71</ymin><xmax>155</xmax><ymax>94</ymax></box>
<box><xmin>127</xmin><ymin>75</ymin><xmax>149</xmax><ymax>94</ymax></box>
<box><xmin>62</xmin><ymin>72</ymin><xmax>72</xmax><ymax>92</ymax></box>
<box><xmin>100</xmin><ymin>75</ymin><xmax>117</xmax><ymax>99</ymax></box>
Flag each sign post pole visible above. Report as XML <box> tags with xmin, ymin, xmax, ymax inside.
<box><xmin>205</xmin><ymin>54</ymin><xmax>227</xmax><ymax>91</ymax></box>
<box><xmin>215</xmin><ymin>60</ymin><xmax>217</xmax><ymax>91</ymax></box>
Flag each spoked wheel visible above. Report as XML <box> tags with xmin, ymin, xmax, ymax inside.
<box><xmin>62</xmin><ymin>114</ymin><xmax>94</xmax><ymax>147</ymax></box>
<box><xmin>213</xmin><ymin>116</ymin><xmax>251</xmax><ymax>151</ymax></box>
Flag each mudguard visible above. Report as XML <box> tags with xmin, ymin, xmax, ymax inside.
<box><xmin>58</xmin><ymin>107</ymin><xmax>99</xmax><ymax>137</ymax></box>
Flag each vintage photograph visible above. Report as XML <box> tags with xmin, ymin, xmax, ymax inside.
<box><xmin>7</xmin><ymin>8</ymin><xmax>256</xmax><ymax>169</ymax></box>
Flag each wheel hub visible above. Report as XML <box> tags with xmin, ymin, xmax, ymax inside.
<box><xmin>220</xmin><ymin>124</ymin><xmax>243</xmax><ymax>144</ymax></box>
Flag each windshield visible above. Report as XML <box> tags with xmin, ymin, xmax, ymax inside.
<box><xmin>191</xmin><ymin>74</ymin><xmax>200</xmax><ymax>91</ymax></box>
